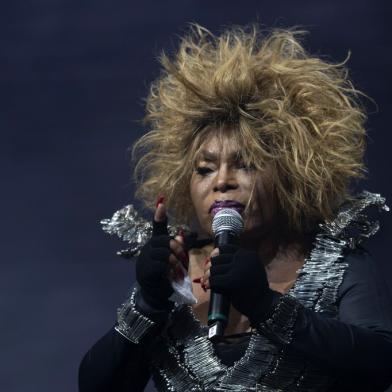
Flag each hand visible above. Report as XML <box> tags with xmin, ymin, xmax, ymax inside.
<box><xmin>202</xmin><ymin>244</ymin><xmax>280</xmax><ymax>324</ymax></box>
<box><xmin>136</xmin><ymin>198</ymin><xmax>189</xmax><ymax>311</ymax></box>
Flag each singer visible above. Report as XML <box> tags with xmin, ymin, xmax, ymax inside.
<box><xmin>79</xmin><ymin>24</ymin><xmax>392</xmax><ymax>391</ymax></box>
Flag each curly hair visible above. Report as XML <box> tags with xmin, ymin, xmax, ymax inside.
<box><xmin>131</xmin><ymin>23</ymin><xmax>367</xmax><ymax>234</ymax></box>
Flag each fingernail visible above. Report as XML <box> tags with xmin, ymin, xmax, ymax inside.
<box><xmin>192</xmin><ymin>277</ymin><xmax>202</xmax><ymax>283</ymax></box>
<box><xmin>204</xmin><ymin>257</ymin><xmax>210</xmax><ymax>266</ymax></box>
<box><xmin>155</xmin><ymin>195</ymin><xmax>164</xmax><ymax>208</ymax></box>
<box><xmin>201</xmin><ymin>283</ymin><xmax>207</xmax><ymax>292</ymax></box>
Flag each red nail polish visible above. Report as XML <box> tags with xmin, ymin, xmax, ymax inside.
<box><xmin>155</xmin><ymin>195</ymin><xmax>164</xmax><ymax>208</ymax></box>
<box><xmin>192</xmin><ymin>277</ymin><xmax>202</xmax><ymax>283</ymax></box>
<box><xmin>201</xmin><ymin>283</ymin><xmax>207</xmax><ymax>292</ymax></box>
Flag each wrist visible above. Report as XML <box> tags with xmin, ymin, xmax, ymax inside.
<box><xmin>136</xmin><ymin>288</ymin><xmax>173</xmax><ymax>321</ymax></box>
<box><xmin>139</xmin><ymin>287</ymin><xmax>174</xmax><ymax>313</ymax></box>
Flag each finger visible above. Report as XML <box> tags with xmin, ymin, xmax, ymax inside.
<box><xmin>209</xmin><ymin>273</ymin><xmax>230</xmax><ymax>294</ymax></box>
<box><xmin>175</xmin><ymin>232</ymin><xmax>185</xmax><ymax>244</ymax></box>
<box><xmin>172</xmin><ymin>236</ymin><xmax>187</xmax><ymax>255</ymax></box>
<box><xmin>200</xmin><ymin>276</ymin><xmax>209</xmax><ymax>292</ymax></box>
<box><xmin>168</xmin><ymin>253</ymin><xmax>182</xmax><ymax>268</ymax></box>
<box><xmin>204</xmin><ymin>259</ymin><xmax>212</xmax><ymax>270</ymax></box>
<box><xmin>150</xmin><ymin>246</ymin><xmax>171</xmax><ymax>262</ymax></box>
<box><xmin>210</xmin><ymin>247</ymin><xmax>220</xmax><ymax>258</ymax></box>
<box><xmin>169</xmin><ymin>268</ymin><xmax>184</xmax><ymax>281</ymax></box>
<box><xmin>152</xmin><ymin>201</ymin><xmax>168</xmax><ymax>236</ymax></box>
<box><xmin>150</xmin><ymin>235</ymin><xmax>171</xmax><ymax>249</ymax></box>
<box><xmin>210</xmin><ymin>253</ymin><xmax>232</xmax><ymax>266</ymax></box>
<box><xmin>219</xmin><ymin>244</ymin><xmax>239</xmax><ymax>255</ymax></box>
<box><xmin>154</xmin><ymin>199</ymin><xmax>166</xmax><ymax>222</ymax></box>
<box><xmin>210</xmin><ymin>263</ymin><xmax>229</xmax><ymax>277</ymax></box>
<box><xmin>168</xmin><ymin>254</ymin><xmax>185</xmax><ymax>281</ymax></box>
<box><xmin>171</xmin><ymin>237</ymin><xmax>189</xmax><ymax>268</ymax></box>
<box><xmin>182</xmin><ymin>232</ymin><xmax>198</xmax><ymax>251</ymax></box>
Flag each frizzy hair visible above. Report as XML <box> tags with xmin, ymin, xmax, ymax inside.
<box><xmin>131</xmin><ymin>23</ymin><xmax>367</xmax><ymax>234</ymax></box>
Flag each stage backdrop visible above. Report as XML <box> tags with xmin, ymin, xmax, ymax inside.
<box><xmin>1</xmin><ymin>1</ymin><xmax>391</xmax><ymax>391</ymax></box>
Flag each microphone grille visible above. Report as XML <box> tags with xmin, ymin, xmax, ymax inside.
<box><xmin>212</xmin><ymin>208</ymin><xmax>244</xmax><ymax>237</ymax></box>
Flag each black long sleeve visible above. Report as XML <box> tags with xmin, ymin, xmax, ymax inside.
<box><xmin>78</xmin><ymin>247</ymin><xmax>392</xmax><ymax>391</ymax></box>
<box><xmin>290</xmin><ymin>247</ymin><xmax>392</xmax><ymax>390</ymax></box>
<box><xmin>78</xmin><ymin>325</ymin><xmax>151</xmax><ymax>392</ymax></box>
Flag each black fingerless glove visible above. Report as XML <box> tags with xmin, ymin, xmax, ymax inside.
<box><xmin>209</xmin><ymin>244</ymin><xmax>282</xmax><ymax>325</ymax></box>
<box><xmin>135</xmin><ymin>219</ymin><xmax>174</xmax><ymax>312</ymax></box>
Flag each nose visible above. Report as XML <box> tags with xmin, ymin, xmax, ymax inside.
<box><xmin>213</xmin><ymin>164</ymin><xmax>239</xmax><ymax>192</ymax></box>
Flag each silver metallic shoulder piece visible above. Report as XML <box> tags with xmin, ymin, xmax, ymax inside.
<box><xmin>100</xmin><ymin>205</ymin><xmax>152</xmax><ymax>258</ymax></box>
<box><xmin>100</xmin><ymin>204</ymin><xmax>190</xmax><ymax>258</ymax></box>
<box><xmin>256</xmin><ymin>294</ymin><xmax>304</xmax><ymax>346</ymax></box>
<box><xmin>319</xmin><ymin>190</ymin><xmax>389</xmax><ymax>249</ymax></box>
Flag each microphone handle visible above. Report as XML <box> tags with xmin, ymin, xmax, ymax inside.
<box><xmin>207</xmin><ymin>232</ymin><xmax>236</xmax><ymax>341</ymax></box>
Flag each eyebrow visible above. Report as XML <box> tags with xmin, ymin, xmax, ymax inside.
<box><xmin>198</xmin><ymin>149</ymin><xmax>241</xmax><ymax>162</ymax></box>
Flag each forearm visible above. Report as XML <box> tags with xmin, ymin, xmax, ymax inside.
<box><xmin>78</xmin><ymin>286</ymin><xmax>170</xmax><ymax>392</ymax></box>
<box><xmin>291</xmin><ymin>307</ymin><xmax>392</xmax><ymax>376</ymax></box>
<box><xmin>252</xmin><ymin>289</ymin><xmax>392</xmax><ymax>390</ymax></box>
<box><xmin>78</xmin><ymin>325</ymin><xmax>151</xmax><ymax>392</ymax></box>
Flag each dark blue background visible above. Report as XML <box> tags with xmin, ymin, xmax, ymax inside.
<box><xmin>1</xmin><ymin>1</ymin><xmax>391</xmax><ymax>391</ymax></box>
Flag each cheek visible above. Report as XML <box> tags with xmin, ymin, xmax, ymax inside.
<box><xmin>243</xmin><ymin>179</ymin><xmax>273</xmax><ymax>228</ymax></box>
<box><xmin>190</xmin><ymin>178</ymin><xmax>205</xmax><ymax>217</ymax></box>
<box><xmin>190</xmin><ymin>177</ymin><xmax>214</xmax><ymax>235</ymax></box>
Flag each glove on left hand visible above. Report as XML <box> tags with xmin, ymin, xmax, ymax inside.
<box><xmin>209</xmin><ymin>244</ymin><xmax>281</xmax><ymax>325</ymax></box>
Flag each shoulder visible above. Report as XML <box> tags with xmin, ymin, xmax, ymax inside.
<box><xmin>339</xmin><ymin>246</ymin><xmax>380</xmax><ymax>295</ymax></box>
<box><xmin>342</xmin><ymin>246</ymin><xmax>374</xmax><ymax>269</ymax></box>
<box><xmin>337</xmin><ymin>245</ymin><xmax>392</xmax><ymax>330</ymax></box>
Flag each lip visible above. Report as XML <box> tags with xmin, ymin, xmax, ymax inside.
<box><xmin>209</xmin><ymin>200</ymin><xmax>245</xmax><ymax>215</ymax></box>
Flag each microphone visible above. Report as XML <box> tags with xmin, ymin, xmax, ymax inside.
<box><xmin>208</xmin><ymin>208</ymin><xmax>244</xmax><ymax>341</ymax></box>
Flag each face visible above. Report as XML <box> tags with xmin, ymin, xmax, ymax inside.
<box><xmin>189</xmin><ymin>132</ymin><xmax>278</xmax><ymax>243</ymax></box>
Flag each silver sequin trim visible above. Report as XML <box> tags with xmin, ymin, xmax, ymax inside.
<box><xmin>114</xmin><ymin>287</ymin><xmax>155</xmax><ymax>344</ymax></box>
<box><xmin>104</xmin><ymin>191</ymin><xmax>388</xmax><ymax>391</ymax></box>
<box><xmin>254</xmin><ymin>190</ymin><xmax>389</xmax><ymax>391</ymax></box>
<box><xmin>100</xmin><ymin>204</ymin><xmax>190</xmax><ymax>258</ymax></box>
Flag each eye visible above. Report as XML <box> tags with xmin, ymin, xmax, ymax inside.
<box><xmin>195</xmin><ymin>166</ymin><xmax>213</xmax><ymax>176</ymax></box>
<box><xmin>236</xmin><ymin>161</ymin><xmax>255</xmax><ymax>171</ymax></box>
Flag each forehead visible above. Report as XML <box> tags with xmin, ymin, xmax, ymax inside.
<box><xmin>195</xmin><ymin>133</ymin><xmax>242</xmax><ymax>161</ymax></box>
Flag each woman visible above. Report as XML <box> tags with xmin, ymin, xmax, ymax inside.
<box><xmin>79</xmin><ymin>24</ymin><xmax>392</xmax><ymax>391</ymax></box>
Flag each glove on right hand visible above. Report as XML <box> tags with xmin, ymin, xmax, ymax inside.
<box><xmin>136</xmin><ymin>201</ymin><xmax>188</xmax><ymax>311</ymax></box>
<box><xmin>136</xmin><ymin>221</ymin><xmax>174</xmax><ymax>311</ymax></box>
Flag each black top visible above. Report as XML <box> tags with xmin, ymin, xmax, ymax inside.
<box><xmin>78</xmin><ymin>247</ymin><xmax>392</xmax><ymax>391</ymax></box>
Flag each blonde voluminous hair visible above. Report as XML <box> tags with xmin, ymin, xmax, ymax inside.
<box><xmin>131</xmin><ymin>23</ymin><xmax>367</xmax><ymax>234</ymax></box>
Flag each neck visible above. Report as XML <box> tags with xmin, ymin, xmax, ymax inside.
<box><xmin>238</xmin><ymin>224</ymin><xmax>280</xmax><ymax>266</ymax></box>
<box><xmin>237</xmin><ymin>223</ymin><xmax>312</xmax><ymax>266</ymax></box>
